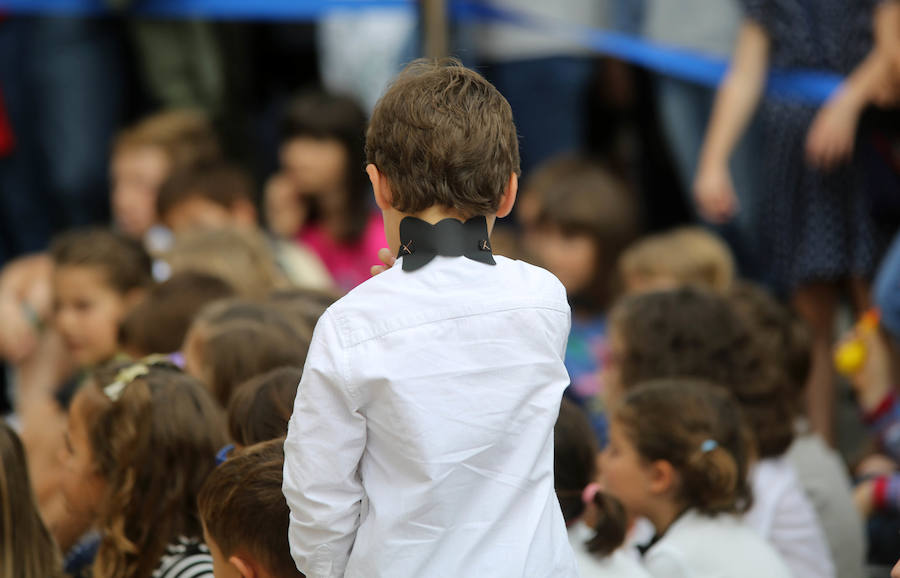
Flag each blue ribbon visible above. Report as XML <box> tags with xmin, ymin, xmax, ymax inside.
<box><xmin>454</xmin><ymin>0</ymin><xmax>842</xmax><ymax>104</ymax></box>
<box><xmin>0</xmin><ymin>0</ymin><xmax>413</xmax><ymax>19</ymax></box>
<box><xmin>0</xmin><ymin>0</ymin><xmax>843</xmax><ymax>104</ymax></box>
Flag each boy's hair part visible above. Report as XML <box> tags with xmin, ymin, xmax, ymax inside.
<box><xmin>156</xmin><ymin>163</ymin><xmax>256</xmax><ymax>221</ymax></box>
<box><xmin>610</xmin><ymin>287</ymin><xmax>795</xmax><ymax>459</ymax></box>
<box><xmin>50</xmin><ymin>228</ymin><xmax>154</xmax><ymax>293</ymax></box>
<box><xmin>228</xmin><ymin>366</ymin><xmax>302</xmax><ymax>447</ymax></box>
<box><xmin>119</xmin><ymin>271</ymin><xmax>236</xmax><ymax>357</ymax></box>
<box><xmin>615</xmin><ymin>379</ymin><xmax>754</xmax><ymax>516</ymax></box>
<box><xmin>366</xmin><ymin>58</ymin><xmax>520</xmax><ymax>217</ymax></box>
<box><xmin>198</xmin><ymin>439</ymin><xmax>303</xmax><ymax>577</ymax></box>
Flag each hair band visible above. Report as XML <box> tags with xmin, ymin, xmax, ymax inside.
<box><xmin>581</xmin><ymin>482</ymin><xmax>601</xmax><ymax>505</ymax></box>
<box><xmin>700</xmin><ymin>439</ymin><xmax>718</xmax><ymax>453</ymax></box>
<box><xmin>102</xmin><ymin>355</ymin><xmax>178</xmax><ymax>401</ymax></box>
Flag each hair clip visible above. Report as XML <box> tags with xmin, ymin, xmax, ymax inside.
<box><xmin>581</xmin><ymin>482</ymin><xmax>602</xmax><ymax>505</ymax></box>
<box><xmin>700</xmin><ymin>439</ymin><xmax>718</xmax><ymax>453</ymax></box>
<box><xmin>103</xmin><ymin>364</ymin><xmax>149</xmax><ymax>401</ymax></box>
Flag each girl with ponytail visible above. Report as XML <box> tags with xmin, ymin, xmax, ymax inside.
<box><xmin>601</xmin><ymin>380</ymin><xmax>791</xmax><ymax>578</ymax></box>
<box><xmin>554</xmin><ymin>399</ymin><xmax>650</xmax><ymax>577</ymax></box>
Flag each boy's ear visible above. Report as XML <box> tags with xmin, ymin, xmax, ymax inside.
<box><xmin>367</xmin><ymin>164</ymin><xmax>393</xmax><ymax>211</ymax></box>
<box><xmin>648</xmin><ymin>459</ymin><xmax>678</xmax><ymax>496</ymax></box>
<box><xmin>229</xmin><ymin>554</ymin><xmax>257</xmax><ymax>578</ymax></box>
<box><xmin>495</xmin><ymin>172</ymin><xmax>518</xmax><ymax>219</ymax></box>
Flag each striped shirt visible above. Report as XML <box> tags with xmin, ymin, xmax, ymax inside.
<box><xmin>152</xmin><ymin>537</ymin><xmax>214</xmax><ymax>578</ymax></box>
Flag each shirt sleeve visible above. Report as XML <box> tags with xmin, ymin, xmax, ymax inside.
<box><xmin>283</xmin><ymin>309</ymin><xmax>367</xmax><ymax>578</ymax></box>
<box><xmin>767</xmin><ymin>478</ymin><xmax>836</xmax><ymax>578</ymax></box>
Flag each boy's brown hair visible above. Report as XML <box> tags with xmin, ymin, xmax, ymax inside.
<box><xmin>79</xmin><ymin>360</ymin><xmax>226</xmax><ymax>578</ymax></box>
<box><xmin>50</xmin><ymin>228</ymin><xmax>154</xmax><ymax>293</ymax></box>
<box><xmin>366</xmin><ymin>58</ymin><xmax>520</xmax><ymax>217</ymax></box>
<box><xmin>610</xmin><ymin>287</ymin><xmax>795</xmax><ymax>459</ymax></box>
<box><xmin>119</xmin><ymin>271</ymin><xmax>236</xmax><ymax>356</ymax></box>
<box><xmin>614</xmin><ymin>379</ymin><xmax>754</xmax><ymax>516</ymax></box>
<box><xmin>198</xmin><ymin>439</ymin><xmax>303</xmax><ymax>577</ymax></box>
<box><xmin>228</xmin><ymin>366</ymin><xmax>302</xmax><ymax>447</ymax></box>
<box><xmin>156</xmin><ymin>163</ymin><xmax>256</xmax><ymax>222</ymax></box>
<box><xmin>113</xmin><ymin>109</ymin><xmax>221</xmax><ymax>173</ymax></box>
<box><xmin>619</xmin><ymin>227</ymin><xmax>735</xmax><ymax>294</ymax></box>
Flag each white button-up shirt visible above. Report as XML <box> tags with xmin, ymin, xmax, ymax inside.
<box><xmin>283</xmin><ymin>255</ymin><xmax>577</xmax><ymax>578</ymax></box>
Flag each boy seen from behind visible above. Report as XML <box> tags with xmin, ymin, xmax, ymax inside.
<box><xmin>283</xmin><ymin>59</ymin><xmax>577</xmax><ymax>577</ymax></box>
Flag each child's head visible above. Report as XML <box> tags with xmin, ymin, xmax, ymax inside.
<box><xmin>280</xmin><ymin>90</ymin><xmax>369</xmax><ymax>242</ymax></box>
<box><xmin>618</xmin><ymin>227</ymin><xmax>735</xmax><ymax>295</ymax></box>
<box><xmin>157</xmin><ymin>163</ymin><xmax>258</xmax><ymax>234</ymax></box>
<box><xmin>728</xmin><ymin>282</ymin><xmax>812</xmax><ymax>416</ymax></box>
<box><xmin>183</xmin><ymin>301</ymin><xmax>309</xmax><ymax>406</ymax></box>
<box><xmin>265</xmin><ymin>288</ymin><xmax>339</xmax><ymax>343</ymax></box>
<box><xmin>119</xmin><ymin>271</ymin><xmax>236</xmax><ymax>357</ymax></box>
<box><xmin>61</xmin><ymin>359</ymin><xmax>226</xmax><ymax>578</ymax></box>
<box><xmin>365</xmin><ymin>58</ymin><xmax>520</xmax><ymax>254</ymax></box>
<box><xmin>524</xmin><ymin>156</ymin><xmax>639</xmax><ymax>312</ymax></box>
<box><xmin>228</xmin><ymin>366</ymin><xmax>302</xmax><ymax>448</ymax></box>
<box><xmin>51</xmin><ymin>228</ymin><xmax>154</xmax><ymax>367</ymax></box>
<box><xmin>111</xmin><ymin>110</ymin><xmax>221</xmax><ymax>239</ymax></box>
<box><xmin>554</xmin><ymin>399</ymin><xmax>627</xmax><ymax>556</ymax></box>
<box><xmin>0</xmin><ymin>420</ymin><xmax>62</xmax><ymax>578</ymax></box>
<box><xmin>606</xmin><ymin>287</ymin><xmax>794</xmax><ymax>459</ymax></box>
<box><xmin>198</xmin><ymin>439</ymin><xmax>303</xmax><ymax>578</ymax></box>
<box><xmin>165</xmin><ymin>228</ymin><xmax>288</xmax><ymax>299</ymax></box>
<box><xmin>603</xmin><ymin>380</ymin><xmax>752</xmax><ymax>527</ymax></box>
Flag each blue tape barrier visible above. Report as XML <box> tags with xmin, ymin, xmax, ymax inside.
<box><xmin>455</xmin><ymin>0</ymin><xmax>843</xmax><ymax>105</ymax></box>
<box><xmin>0</xmin><ymin>0</ymin><xmax>844</xmax><ymax>104</ymax></box>
<box><xmin>0</xmin><ymin>0</ymin><xmax>413</xmax><ymax>20</ymax></box>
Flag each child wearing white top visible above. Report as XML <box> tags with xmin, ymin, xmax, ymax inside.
<box><xmin>282</xmin><ymin>59</ymin><xmax>577</xmax><ymax>578</ymax></box>
<box><xmin>555</xmin><ymin>399</ymin><xmax>652</xmax><ymax>578</ymax></box>
<box><xmin>601</xmin><ymin>380</ymin><xmax>792</xmax><ymax>578</ymax></box>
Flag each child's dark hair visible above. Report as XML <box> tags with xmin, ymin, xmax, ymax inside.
<box><xmin>156</xmin><ymin>162</ymin><xmax>255</xmax><ymax>221</ymax></box>
<box><xmin>228</xmin><ymin>366</ymin><xmax>301</xmax><ymax>447</ymax></box>
<box><xmin>610</xmin><ymin>287</ymin><xmax>794</xmax><ymax>458</ymax></box>
<box><xmin>554</xmin><ymin>399</ymin><xmax>627</xmax><ymax>556</ymax></box>
<box><xmin>614</xmin><ymin>379</ymin><xmax>754</xmax><ymax>516</ymax></box>
<box><xmin>79</xmin><ymin>359</ymin><xmax>226</xmax><ymax>578</ymax></box>
<box><xmin>189</xmin><ymin>300</ymin><xmax>309</xmax><ymax>406</ymax></box>
<box><xmin>530</xmin><ymin>155</ymin><xmax>640</xmax><ymax>311</ymax></box>
<box><xmin>198</xmin><ymin>439</ymin><xmax>303</xmax><ymax>577</ymax></box>
<box><xmin>282</xmin><ymin>90</ymin><xmax>369</xmax><ymax>242</ymax></box>
<box><xmin>728</xmin><ymin>282</ymin><xmax>812</xmax><ymax>414</ymax></box>
<box><xmin>50</xmin><ymin>228</ymin><xmax>153</xmax><ymax>293</ymax></box>
<box><xmin>366</xmin><ymin>58</ymin><xmax>520</xmax><ymax>218</ymax></box>
<box><xmin>119</xmin><ymin>271</ymin><xmax>236</xmax><ymax>356</ymax></box>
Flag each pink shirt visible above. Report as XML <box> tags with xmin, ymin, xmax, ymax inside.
<box><xmin>298</xmin><ymin>212</ymin><xmax>386</xmax><ymax>291</ymax></box>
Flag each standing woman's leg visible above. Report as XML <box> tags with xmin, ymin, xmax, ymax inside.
<box><xmin>793</xmin><ymin>281</ymin><xmax>840</xmax><ymax>445</ymax></box>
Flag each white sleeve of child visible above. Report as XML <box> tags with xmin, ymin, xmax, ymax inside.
<box><xmin>283</xmin><ymin>309</ymin><xmax>366</xmax><ymax>578</ymax></box>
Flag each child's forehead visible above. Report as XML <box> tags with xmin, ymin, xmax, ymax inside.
<box><xmin>54</xmin><ymin>263</ymin><xmax>117</xmax><ymax>289</ymax></box>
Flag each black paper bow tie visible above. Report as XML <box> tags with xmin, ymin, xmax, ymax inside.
<box><xmin>397</xmin><ymin>216</ymin><xmax>496</xmax><ymax>272</ymax></box>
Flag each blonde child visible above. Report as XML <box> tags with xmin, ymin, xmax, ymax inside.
<box><xmin>618</xmin><ymin>226</ymin><xmax>735</xmax><ymax>295</ymax></box>
<box><xmin>0</xmin><ymin>420</ymin><xmax>63</xmax><ymax>578</ymax></box>
<box><xmin>603</xmin><ymin>380</ymin><xmax>791</xmax><ymax>578</ymax></box>
<box><xmin>604</xmin><ymin>287</ymin><xmax>834</xmax><ymax>578</ymax></box>
<box><xmin>199</xmin><ymin>439</ymin><xmax>304</xmax><ymax>578</ymax></box>
<box><xmin>60</xmin><ymin>358</ymin><xmax>225</xmax><ymax>578</ymax></box>
<box><xmin>554</xmin><ymin>399</ymin><xmax>651</xmax><ymax>578</ymax></box>
<box><xmin>521</xmin><ymin>155</ymin><xmax>640</xmax><ymax>444</ymax></box>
